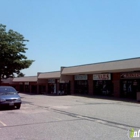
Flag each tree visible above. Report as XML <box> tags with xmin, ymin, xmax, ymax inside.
<box><xmin>0</xmin><ymin>24</ymin><xmax>34</xmax><ymax>84</ymax></box>
<box><xmin>17</xmin><ymin>72</ymin><xmax>25</xmax><ymax>77</ymax></box>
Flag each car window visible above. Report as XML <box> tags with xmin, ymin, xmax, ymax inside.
<box><xmin>0</xmin><ymin>87</ymin><xmax>17</xmax><ymax>95</ymax></box>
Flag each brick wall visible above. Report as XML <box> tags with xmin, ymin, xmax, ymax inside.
<box><xmin>88</xmin><ymin>74</ymin><xmax>93</xmax><ymax>95</ymax></box>
<box><xmin>112</xmin><ymin>73</ymin><xmax>120</xmax><ymax>97</ymax></box>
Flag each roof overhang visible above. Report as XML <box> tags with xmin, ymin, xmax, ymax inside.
<box><xmin>13</xmin><ymin>76</ymin><xmax>37</xmax><ymax>82</ymax></box>
<box><xmin>62</xmin><ymin>58</ymin><xmax>140</xmax><ymax>75</ymax></box>
<box><xmin>38</xmin><ymin>71</ymin><xmax>60</xmax><ymax>79</ymax></box>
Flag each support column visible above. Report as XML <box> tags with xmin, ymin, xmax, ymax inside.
<box><xmin>88</xmin><ymin>74</ymin><xmax>93</xmax><ymax>95</ymax></box>
<box><xmin>113</xmin><ymin>80</ymin><xmax>120</xmax><ymax>97</ymax></box>
<box><xmin>37</xmin><ymin>85</ymin><xmax>39</xmax><ymax>94</ymax></box>
<box><xmin>70</xmin><ymin>79</ymin><xmax>74</xmax><ymax>94</ymax></box>
<box><xmin>113</xmin><ymin>73</ymin><xmax>120</xmax><ymax>97</ymax></box>
<box><xmin>46</xmin><ymin>82</ymin><xmax>48</xmax><ymax>94</ymax></box>
<box><xmin>29</xmin><ymin>83</ymin><xmax>32</xmax><ymax>93</ymax></box>
<box><xmin>23</xmin><ymin>83</ymin><xmax>25</xmax><ymax>93</ymax></box>
<box><xmin>57</xmin><ymin>81</ymin><xmax>59</xmax><ymax>94</ymax></box>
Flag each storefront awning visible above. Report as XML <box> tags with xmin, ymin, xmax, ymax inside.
<box><xmin>61</xmin><ymin>57</ymin><xmax>140</xmax><ymax>75</ymax></box>
<box><xmin>38</xmin><ymin>71</ymin><xmax>60</xmax><ymax>79</ymax></box>
<box><xmin>13</xmin><ymin>76</ymin><xmax>37</xmax><ymax>82</ymax></box>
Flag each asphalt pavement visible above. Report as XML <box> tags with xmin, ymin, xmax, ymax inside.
<box><xmin>0</xmin><ymin>93</ymin><xmax>140</xmax><ymax>140</ymax></box>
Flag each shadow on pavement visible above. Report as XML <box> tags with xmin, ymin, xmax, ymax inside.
<box><xmin>0</xmin><ymin>106</ymin><xmax>17</xmax><ymax>111</ymax></box>
<box><xmin>19</xmin><ymin>92</ymin><xmax>140</xmax><ymax>104</ymax></box>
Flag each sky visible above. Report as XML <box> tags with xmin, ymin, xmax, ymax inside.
<box><xmin>0</xmin><ymin>0</ymin><xmax>140</xmax><ymax>76</ymax></box>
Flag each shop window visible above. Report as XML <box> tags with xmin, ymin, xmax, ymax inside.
<box><xmin>120</xmin><ymin>80</ymin><xmax>139</xmax><ymax>99</ymax></box>
<box><xmin>59</xmin><ymin>83</ymin><xmax>70</xmax><ymax>94</ymax></box>
<box><xmin>74</xmin><ymin>80</ymin><xmax>88</xmax><ymax>94</ymax></box>
<box><xmin>39</xmin><ymin>85</ymin><xmax>46</xmax><ymax>94</ymax></box>
<box><xmin>31</xmin><ymin>85</ymin><xmax>37</xmax><ymax>93</ymax></box>
<box><xmin>25</xmin><ymin>85</ymin><xmax>30</xmax><ymax>93</ymax></box>
<box><xmin>94</xmin><ymin>80</ymin><xmax>113</xmax><ymax>96</ymax></box>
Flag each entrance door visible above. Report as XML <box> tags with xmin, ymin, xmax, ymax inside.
<box><xmin>31</xmin><ymin>85</ymin><xmax>37</xmax><ymax>93</ymax></box>
<box><xmin>59</xmin><ymin>83</ymin><xmax>70</xmax><ymax>94</ymax></box>
<box><xmin>48</xmin><ymin>84</ymin><xmax>54</xmax><ymax>94</ymax></box>
<box><xmin>120</xmin><ymin>80</ymin><xmax>139</xmax><ymax>99</ymax></box>
<box><xmin>39</xmin><ymin>85</ymin><xmax>46</xmax><ymax>94</ymax></box>
<box><xmin>94</xmin><ymin>80</ymin><xmax>113</xmax><ymax>96</ymax></box>
<box><xmin>74</xmin><ymin>80</ymin><xmax>88</xmax><ymax>94</ymax></box>
<box><xmin>25</xmin><ymin>85</ymin><xmax>30</xmax><ymax>93</ymax></box>
<box><xmin>19</xmin><ymin>85</ymin><xmax>24</xmax><ymax>92</ymax></box>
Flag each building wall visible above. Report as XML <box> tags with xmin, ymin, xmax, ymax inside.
<box><xmin>60</xmin><ymin>75</ymin><xmax>74</xmax><ymax>94</ymax></box>
<box><xmin>88</xmin><ymin>74</ymin><xmax>94</xmax><ymax>95</ymax></box>
<box><xmin>30</xmin><ymin>82</ymin><xmax>37</xmax><ymax>93</ymax></box>
<box><xmin>1</xmin><ymin>78</ymin><xmax>14</xmax><ymax>84</ymax></box>
<box><xmin>37</xmin><ymin>79</ymin><xmax>47</xmax><ymax>94</ymax></box>
<box><xmin>112</xmin><ymin>73</ymin><xmax>121</xmax><ymax>97</ymax></box>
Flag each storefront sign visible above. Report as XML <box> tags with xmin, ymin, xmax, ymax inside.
<box><xmin>25</xmin><ymin>82</ymin><xmax>29</xmax><ymax>85</ymax></box>
<box><xmin>121</xmin><ymin>73</ymin><xmax>140</xmax><ymax>79</ymax></box>
<box><xmin>75</xmin><ymin>75</ymin><xmax>87</xmax><ymax>80</ymax></box>
<box><xmin>48</xmin><ymin>79</ymin><xmax>55</xmax><ymax>83</ymax></box>
<box><xmin>93</xmin><ymin>74</ymin><xmax>111</xmax><ymax>80</ymax></box>
<box><xmin>60</xmin><ymin>81</ymin><xmax>69</xmax><ymax>83</ymax></box>
<box><xmin>19</xmin><ymin>82</ymin><xmax>23</xmax><ymax>85</ymax></box>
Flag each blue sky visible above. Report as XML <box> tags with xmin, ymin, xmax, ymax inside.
<box><xmin>0</xmin><ymin>0</ymin><xmax>140</xmax><ymax>76</ymax></box>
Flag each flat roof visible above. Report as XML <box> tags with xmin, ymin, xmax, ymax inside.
<box><xmin>62</xmin><ymin>57</ymin><xmax>140</xmax><ymax>75</ymax></box>
<box><xmin>38</xmin><ymin>71</ymin><xmax>60</xmax><ymax>79</ymax></box>
<box><xmin>1</xmin><ymin>78</ymin><xmax>13</xmax><ymax>84</ymax></box>
<box><xmin>13</xmin><ymin>76</ymin><xmax>37</xmax><ymax>82</ymax></box>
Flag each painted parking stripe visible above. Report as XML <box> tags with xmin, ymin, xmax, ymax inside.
<box><xmin>0</xmin><ymin>121</ymin><xmax>7</xmax><ymax>126</ymax></box>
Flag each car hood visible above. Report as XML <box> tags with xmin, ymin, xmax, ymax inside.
<box><xmin>0</xmin><ymin>94</ymin><xmax>20</xmax><ymax>100</ymax></box>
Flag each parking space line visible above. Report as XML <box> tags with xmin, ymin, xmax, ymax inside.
<box><xmin>0</xmin><ymin>121</ymin><xmax>7</xmax><ymax>126</ymax></box>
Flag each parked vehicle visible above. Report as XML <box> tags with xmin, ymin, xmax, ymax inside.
<box><xmin>0</xmin><ymin>86</ymin><xmax>22</xmax><ymax>109</ymax></box>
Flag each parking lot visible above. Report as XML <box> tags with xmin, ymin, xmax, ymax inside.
<box><xmin>0</xmin><ymin>93</ymin><xmax>140</xmax><ymax>140</ymax></box>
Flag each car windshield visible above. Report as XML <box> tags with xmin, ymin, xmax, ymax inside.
<box><xmin>0</xmin><ymin>87</ymin><xmax>17</xmax><ymax>95</ymax></box>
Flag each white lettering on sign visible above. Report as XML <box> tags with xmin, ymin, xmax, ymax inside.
<box><xmin>24</xmin><ymin>82</ymin><xmax>29</xmax><ymax>85</ymax></box>
<box><xmin>93</xmin><ymin>74</ymin><xmax>111</xmax><ymax>80</ymax></box>
<box><xmin>121</xmin><ymin>73</ymin><xmax>140</xmax><ymax>79</ymax></box>
<box><xmin>75</xmin><ymin>75</ymin><xmax>87</xmax><ymax>80</ymax></box>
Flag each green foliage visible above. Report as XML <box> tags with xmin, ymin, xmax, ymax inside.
<box><xmin>17</xmin><ymin>72</ymin><xmax>25</xmax><ymax>77</ymax></box>
<box><xmin>0</xmin><ymin>24</ymin><xmax>34</xmax><ymax>82</ymax></box>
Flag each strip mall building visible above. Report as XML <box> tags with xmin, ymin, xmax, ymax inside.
<box><xmin>2</xmin><ymin>57</ymin><xmax>140</xmax><ymax>101</ymax></box>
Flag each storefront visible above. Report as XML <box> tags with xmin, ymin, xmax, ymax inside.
<box><xmin>93</xmin><ymin>74</ymin><xmax>113</xmax><ymax>96</ymax></box>
<box><xmin>120</xmin><ymin>73</ymin><xmax>140</xmax><ymax>99</ymax></box>
<box><xmin>38</xmin><ymin>85</ymin><xmax>46</xmax><ymax>94</ymax></box>
<box><xmin>59</xmin><ymin>80</ymin><xmax>70</xmax><ymax>94</ymax></box>
<box><xmin>31</xmin><ymin>85</ymin><xmax>37</xmax><ymax>93</ymax></box>
<box><xmin>48</xmin><ymin>79</ymin><xmax>57</xmax><ymax>94</ymax></box>
<box><xmin>19</xmin><ymin>83</ymin><xmax>24</xmax><ymax>92</ymax></box>
<box><xmin>74</xmin><ymin>75</ymin><xmax>88</xmax><ymax>94</ymax></box>
<box><xmin>24</xmin><ymin>82</ymin><xmax>30</xmax><ymax>93</ymax></box>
